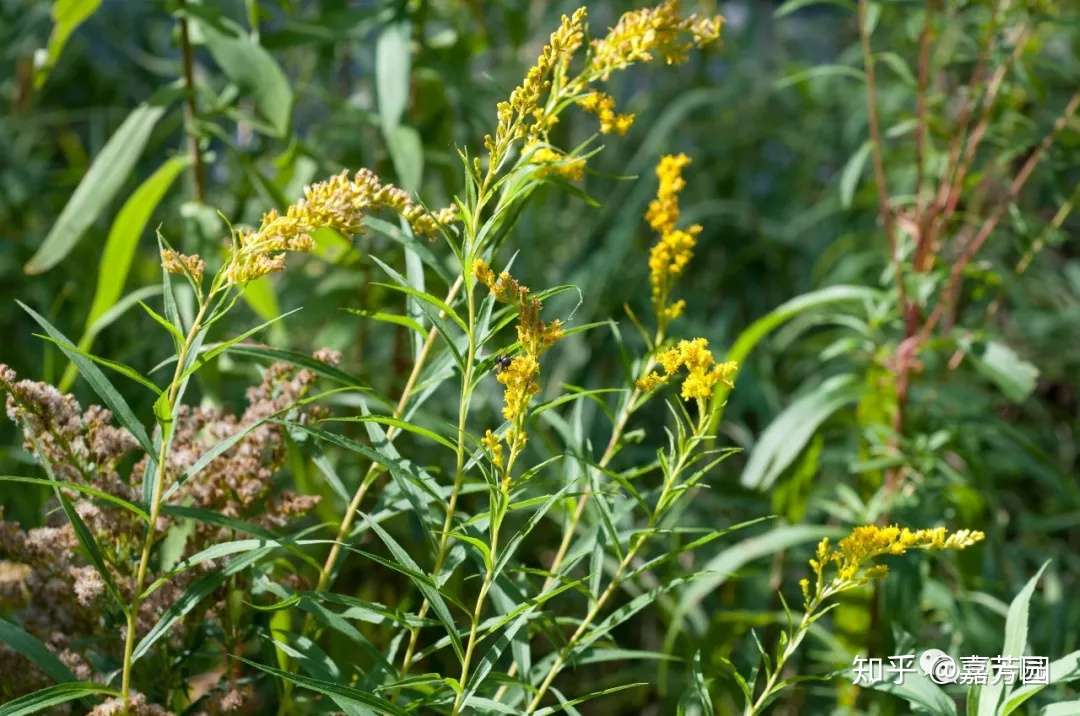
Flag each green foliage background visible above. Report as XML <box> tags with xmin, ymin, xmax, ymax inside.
<box><xmin>0</xmin><ymin>0</ymin><xmax>1078</xmax><ymax>713</ymax></box>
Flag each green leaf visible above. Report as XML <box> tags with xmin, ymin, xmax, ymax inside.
<box><xmin>672</xmin><ymin>524</ymin><xmax>845</xmax><ymax>635</ymax></box>
<box><xmin>1041</xmin><ymin>701</ymin><xmax>1080</xmax><ymax>716</ymax></box>
<box><xmin>51</xmin><ymin>482</ymin><xmax>124</xmax><ymax>608</ymax></box>
<box><xmin>19</xmin><ymin>301</ymin><xmax>154</xmax><ymax>455</ymax></box>
<box><xmin>979</xmin><ymin>562</ymin><xmax>1049</xmax><ymax>716</ymax></box>
<box><xmin>199</xmin><ymin>19</ymin><xmax>293</xmax><ymax>136</ymax></box>
<box><xmin>709</xmin><ymin>284</ymin><xmax>877</xmax><ymax>429</ymax></box>
<box><xmin>238</xmin><ymin>657</ymin><xmax>408</xmax><ymax>716</ymax></box>
<box><xmin>360</xmin><ymin>514</ymin><xmax>465</xmax><ymax>662</ymax></box>
<box><xmin>1003</xmin><ymin>650</ymin><xmax>1080</xmax><ymax>714</ymax></box>
<box><xmin>775</xmin><ymin>0</ymin><xmax>855</xmax><ymax>17</ymax></box>
<box><xmin>840</xmin><ymin>140</ymin><xmax>871</xmax><ymax>209</ymax></box>
<box><xmin>224</xmin><ymin>345</ymin><xmax>366</xmax><ymax>387</ymax></box>
<box><xmin>741</xmin><ymin>374</ymin><xmax>862</xmax><ymax>490</ymax></box>
<box><xmin>866</xmin><ymin>668</ymin><xmax>957</xmax><ymax>716</ymax></box>
<box><xmin>0</xmin><ymin>475</ymin><xmax>149</xmax><ymax>521</ymax></box>
<box><xmin>25</xmin><ymin>101</ymin><xmax>169</xmax><ymax>274</ymax></box>
<box><xmin>345</xmin><ymin>308</ymin><xmax>425</xmax><ymax>336</ymax></box>
<box><xmin>321</xmin><ymin>415</ymin><xmax>456</xmax><ymax>451</ymax></box>
<box><xmin>370</xmin><ymin>280</ymin><xmax>466</xmax><ymax>332</ymax></box>
<box><xmin>387</xmin><ymin>125</ymin><xmax>423</xmax><ymax>194</ymax></box>
<box><xmin>775</xmin><ymin>64</ymin><xmax>865</xmax><ymax>89</ymax></box>
<box><xmin>35</xmin><ymin>0</ymin><xmax>103</xmax><ymax>88</ymax></box>
<box><xmin>0</xmin><ymin>682</ymin><xmax>117</xmax><ymax>716</ymax></box>
<box><xmin>971</xmin><ymin>341</ymin><xmax>1040</xmax><ymax>404</ymax></box>
<box><xmin>132</xmin><ymin>546</ymin><xmax>277</xmax><ymax>662</ymax></box>
<box><xmin>376</xmin><ymin>20</ymin><xmax>411</xmax><ymax>136</ymax></box>
<box><xmin>0</xmin><ymin>618</ymin><xmax>75</xmax><ymax>684</ymax></box>
<box><xmin>86</xmin><ymin>156</ymin><xmax>188</xmax><ymax>327</ymax></box>
<box><xmin>242</xmin><ymin>276</ymin><xmax>282</xmax><ymax>322</ymax></box>
<box><xmin>35</xmin><ymin>333</ymin><xmax>162</xmax><ymax>396</ymax></box>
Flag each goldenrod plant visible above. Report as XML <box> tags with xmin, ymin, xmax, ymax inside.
<box><xmin>0</xmin><ymin>1</ymin><xmax>1077</xmax><ymax>714</ymax></box>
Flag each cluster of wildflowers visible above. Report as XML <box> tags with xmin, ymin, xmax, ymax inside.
<box><xmin>222</xmin><ymin>169</ymin><xmax>454</xmax><ymax>285</ymax></box>
<box><xmin>638</xmin><ymin>337</ymin><xmax>737</xmax><ymax>404</ymax></box>
<box><xmin>475</xmin><ymin>260</ymin><xmax>563</xmax><ymax>469</ymax></box>
<box><xmin>587</xmin><ymin>0</ymin><xmax>724</xmax><ymax>80</ymax></box>
<box><xmin>801</xmin><ymin>525</ymin><xmax>985</xmax><ymax>607</ymax></box>
<box><xmin>482</xmin><ymin>2</ymin><xmax>722</xmax><ymax>182</ymax></box>
<box><xmin>646</xmin><ymin>153</ymin><xmax>701</xmax><ymax>326</ymax></box>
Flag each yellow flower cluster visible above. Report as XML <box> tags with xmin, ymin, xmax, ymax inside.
<box><xmin>486</xmin><ymin>9</ymin><xmax>588</xmax><ymax>158</ymax></box>
<box><xmin>160</xmin><ymin>249</ymin><xmax>205</xmax><ymax>284</ymax></box>
<box><xmin>482</xmin><ymin>3</ymin><xmax>722</xmax><ymax>177</ymax></box>
<box><xmin>800</xmin><ymin>525</ymin><xmax>985</xmax><ymax>606</ymax></box>
<box><xmin>646</xmin><ymin>154</ymin><xmax>702</xmax><ymax>325</ymax></box>
<box><xmin>637</xmin><ymin>337</ymin><xmax>737</xmax><ymax>402</ymax></box>
<box><xmin>529</xmin><ymin>145</ymin><xmax>587</xmax><ymax>181</ymax></box>
<box><xmin>588</xmin><ymin>0</ymin><xmax>724</xmax><ymax>81</ymax></box>
<box><xmin>224</xmin><ymin>169</ymin><xmax>455</xmax><ymax>284</ymax></box>
<box><xmin>475</xmin><ymin>260</ymin><xmax>564</xmax><ymax>460</ymax></box>
<box><xmin>577</xmin><ymin>92</ymin><xmax>635</xmax><ymax>136</ymax></box>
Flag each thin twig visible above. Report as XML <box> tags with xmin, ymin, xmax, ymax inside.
<box><xmin>177</xmin><ymin>0</ymin><xmax>206</xmax><ymax>202</ymax></box>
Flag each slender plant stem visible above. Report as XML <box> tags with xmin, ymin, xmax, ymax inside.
<box><xmin>121</xmin><ymin>298</ymin><xmax>211</xmax><ymax>703</ymax></box>
<box><xmin>743</xmin><ymin>601</ymin><xmax>818</xmax><ymax>716</ymax></box>
<box><xmin>399</xmin><ymin>277</ymin><xmax>479</xmax><ymax>682</ymax></box>
<box><xmin>176</xmin><ymin>0</ymin><xmax>205</xmax><ymax>203</ymax></box>
<box><xmin>524</xmin><ymin>417</ymin><xmax>700</xmax><ymax>713</ymax></box>
<box><xmin>310</xmin><ymin>275</ymin><xmax>464</xmax><ymax>599</ymax></box>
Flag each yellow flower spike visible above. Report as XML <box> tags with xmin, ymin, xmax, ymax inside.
<box><xmin>636</xmin><ymin>371</ymin><xmax>668</xmax><ymax>392</ymax></box>
<box><xmin>647</xmin><ymin>153</ymin><xmax>691</xmax><ymax>234</ymax></box>
<box><xmin>644</xmin><ymin>154</ymin><xmax>704</xmax><ymax>328</ymax></box>
<box><xmin>804</xmin><ymin>525</ymin><xmax>985</xmax><ymax>607</ymax></box>
<box><xmin>160</xmin><ymin>249</ymin><xmax>205</xmax><ymax>284</ymax></box>
<box><xmin>485</xmin><ymin>8</ymin><xmax>589</xmax><ymax>157</ymax></box>
<box><xmin>224</xmin><ymin>168</ymin><xmax>454</xmax><ymax>285</ymax></box>
<box><xmin>497</xmin><ymin>354</ymin><xmax>541</xmax><ymax>424</ymax></box>
<box><xmin>588</xmin><ymin>0</ymin><xmax>724</xmax><ymax>81</ymax></box>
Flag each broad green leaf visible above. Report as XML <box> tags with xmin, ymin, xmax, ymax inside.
<box><xmin>1004</xmin><ymin>650</ymin><xmax>1080</xmax><ymax>714</ymax></box>
<box><xmin>376</xmin><ymin>20</ymin><xmax>411</xmax><ymax>135</ymax></box>
<box><xmin>742</xmin><ymin>374</ymin><xmax>862</xmax><ymax>490</ymax></box>
<box><xmin>979</xmin><ymin>562</ymin><xmax>1049</xmax><ymax>716</ymax></box>
<box><xmin>25</xmin><ymin>101</ymin><xmax>168</xmax><ymax>274</ymax></box>
<box><xmin>0</xmin><ymin>618</ymin><xmax>75</xmax><ymax>684</ymax></box>
<box><xmin>388</xmin><ymin>125</ymin><xmax>423</xmax><ymax>194</ymax></box>
<box><xmin>35</xmin><ymin>0</ymin><xmax>103</xmax><ymax>88</ymax></box>
<box><xmin>971</xmin><ymin>341</ymin><xmax>1040</xmax><ymax>404</ymax></box>
<box><xmin>86</xmin><ymin>155</ymin><xmax>188</xmax><ymax>327</ymax></box>
<box><xmin>199</xmin><ymin>20</ymin><xmax>293</xmax><ymax>136</ymax></box>
<box><xmin>0</xmin><ymin>682</ymin><xmax>116</xmax><ymax>716</ymax></box>
<box><xmin>242</xmin><ymin>276</ymin><xmax>281</xmax><ymax>322</ymax></box>
<box><xmin>20</xmin><ymin>301</ymin><xmax>154</xmax><ymax>455</ymax></box>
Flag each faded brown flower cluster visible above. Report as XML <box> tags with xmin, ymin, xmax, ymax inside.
<box><xmin>0</xmin><ymin>356</ymin><xmax>332</xmax><ymax>712</ymax></box>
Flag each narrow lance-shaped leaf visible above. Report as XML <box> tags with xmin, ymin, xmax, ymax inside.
<box><xmin>25</xmin><ymin>100</ymin><xmax>170</xmax><ymax>274</ymax></box>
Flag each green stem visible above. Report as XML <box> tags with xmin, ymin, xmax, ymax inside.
<box><xmin>399</xmin><ymin>276</ymin><xmax>479</xmax><ymax>682</ymax></box>
<box><xmin>121</xmin><ymin>297</ymin><xmax>211</xmax><ymax>704</ymax></box>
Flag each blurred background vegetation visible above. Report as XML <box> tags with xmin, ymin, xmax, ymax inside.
<box><xmin>1</xmin><ymin>0</ymin><xmax>1078</xmax><ymax>712</ymax></box>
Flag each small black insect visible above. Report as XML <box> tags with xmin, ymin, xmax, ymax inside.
<box><xmin>494</xmin><ymin>355</ymin><xmax>513</xmax><ymax>373</ymax></box>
